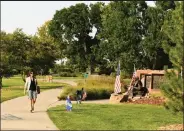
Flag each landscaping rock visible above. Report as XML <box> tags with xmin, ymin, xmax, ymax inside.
<box><xmin>109</xmin><ymin>93</ymin><xmax>128</xmax><ymax>103</ymax></box>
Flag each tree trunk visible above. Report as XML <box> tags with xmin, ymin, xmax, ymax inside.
<box><xmin>83</xmin><ymin>43</ymin><xmax>87</xmax><ymax>53</ymax></box>
<box><xmin>0</xmin><ymin>75</ymin><xmax>2</xmax><ymax>89</ymax></box>
<box><xmin>87</xmin><ymin>64</ymin><xmax>91</xmax><ymax>75</ymax></box>
<box><xmin>21</xmin><ymin>71</ymin><xmax>26</xmax><ymax>83</ymax></box>
<box><xmin>152</xmin><ymin>56</ymin><xmax>157</xmax><ymax>70</ymax></box>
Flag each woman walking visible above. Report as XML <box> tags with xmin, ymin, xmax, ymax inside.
<box><xmin>24</xmin><ymin>72</ymin><xmax>38</xmax><ymax>113</ymax></box>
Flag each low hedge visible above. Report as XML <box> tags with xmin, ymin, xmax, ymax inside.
<box><xmin>58</xmin><ymin>76</ymin><xmax>130</xmax><ymax>100</ymax></box>
<box><xmin>59</xmin><ymin>72</ymin><xmax>77</xmax><ymax>77</ymax></box>
<box><xmin>58</xmin><ymin>86</ymin><xmax>113</xmax><ymax>100</ymax></box>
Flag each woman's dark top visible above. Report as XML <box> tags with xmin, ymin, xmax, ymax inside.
<box><xmin>29</xmin><ymin>79</ymin><xmax>36</xmax><ymax>91</ymax></box>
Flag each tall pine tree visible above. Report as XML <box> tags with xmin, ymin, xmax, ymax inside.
<box><xmin>161</xmin><ymin>2</ymin><xmax>183</xmax><ymax>113</ymax></box>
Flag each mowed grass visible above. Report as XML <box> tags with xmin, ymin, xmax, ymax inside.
<box><xmin>47</xmin><ymin>104</ymin><xmax>182</xmax><ymax>130</ymax></box>
<box><xmin>1</xmin><ymin>77</ymin><xmax>64</xmax><ymax>103</ymax></box>
<box><xmin>2</xmin><ymin>77</ymin><xmax>25</xmax><ymax>87</ymax></box>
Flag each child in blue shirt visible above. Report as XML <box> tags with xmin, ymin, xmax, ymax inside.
<box><xmin>66</xmin><ymin>95</ymin><xmax>72</xmax><ymax>111</ymax></box>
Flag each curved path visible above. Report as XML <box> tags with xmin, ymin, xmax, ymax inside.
<box><xmin>52</xmin><ymin>79</ymin><xmax>78</xmax><ymax>87</ymax></box>
<box><xmin>1</xmin><ymin>83</ymin><xmax>109</xmax><ymax>130</ymax></box>
<box><xmin>1</xmin><ymin>88</ymin><xmax>62</xmax><ymax>130</ymax></box>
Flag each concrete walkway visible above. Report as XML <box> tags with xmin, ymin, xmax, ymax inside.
<box><xmin>1</xmin><ymin>88</ymin><xmax>62</xmax><ymax>130</ymax></box>
<box><xmin>1</xmin><ymin>87</ymin><xmax>109</xmax><ymax>130</ymax></box>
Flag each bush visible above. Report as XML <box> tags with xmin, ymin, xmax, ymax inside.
<box><xmin>59</xmin><ymin>72</ymin><xmax>77</xmax><ymax>77</ymax></box>
<box><xmin>58</xmin><ymin>75</ymin><xmax>131</xmax><ymax>100</ymax></box>
<box><xmin>110</xmin><ymin>72</ymin><xmax>116</xmax><ymax>77</ymax></box>
<box><xmin>52</xmin><ymin>74</ymin><xmax>60</xmax><ymax>77</ymax></box>
<box><xmin>98</xmin><ymin>65</ymin><xmax>114</xmax><ymax>75</ymax></box>
<box><xmin>61</xmin><ymin>68</ymin><xmax>73</xmax><ymax>73</ymax></box>
<box><xmin>120</xmin><ymin>70</ymin><xmax>131</xmax><ymax>79</ymax></box>
<box><xmin>160</xmin><ymin>70</ymin><xmax>183</xmax><ymax>114</ymax></box>
<box><xmin>58</xmin><ymin>86</ymin><xmax>77</xmax><ymax>100</ymax></box>
<box><xmin>84</xmin><ymin>88</ymin><xmax>112</xmax><ymax>100</ymax></box>
<box><xmin>58</xmin><ymin>86</ymin><xmax>113</xmax><ymax>101</ymax></box>
<box><xmin>122</xmin><ymin>79</ymin><xmax>131</xmax><ymax>85</ymax></box>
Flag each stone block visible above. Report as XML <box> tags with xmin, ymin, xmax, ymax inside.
<box><xmin>109</xmin><ymin>93</ymin><xmax>129</xmax><ymax>103</ymax></box>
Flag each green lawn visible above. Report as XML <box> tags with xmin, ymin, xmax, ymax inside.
<box><xmin>47</xmin><ymin>104</ymin><xmax>182</xmax><ymax>130</ymax></box>
<box><xmin>1</xmin><ymin>77</ymin><xmax>64</xmax><ymax>103</ymax></box>
<box><xmin>2</xmin><ymin>77</ymin><xmax>25</xmax><ymax>87</ymax></box>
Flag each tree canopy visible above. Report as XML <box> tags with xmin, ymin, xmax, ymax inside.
<box><xmin>48</xmin><ymin>2</ymin><xmax>105</xmax><ymax>74</ymax></box>
<box><xmin>1</xmin><ymin>1</ymin><xmax>183</xmax><ymax>87</ymax></box>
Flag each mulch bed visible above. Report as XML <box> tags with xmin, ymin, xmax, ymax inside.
<box><xmin>126</xmin><ymin>97</ymin><xmax>166</xmax><ymax>106</ymax></box>
<box><xmin>158</xmin><ymin>124</ymin><xmax>183</xmax><ymax>130</ymax></box>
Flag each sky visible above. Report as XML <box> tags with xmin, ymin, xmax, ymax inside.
<box><xmin>1</xmin><ymin>1</ymin><xmax>155</xmax><ymax>35</ymax></box>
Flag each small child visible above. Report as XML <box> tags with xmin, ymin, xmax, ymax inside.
<box><xmin>66</xmin><ymin>95</ymin><xmax>72</xmax><ymax>111</ymax></box>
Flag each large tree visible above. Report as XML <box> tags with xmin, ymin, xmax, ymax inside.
<box><xmin>140</xmin><ymin>6</ymin><xmax>172</xmax><ymax>70</ymax></box>
<box><xmin>0</xmin><ymin>31</ymin><xmax>14</xmax><ymax>88</ymax></box>
<box><xmin>48</xmin><ymin>2</ymin><xmax>105</xmax><ymax>74</ymax></box>
<box><xmin>155</xmin><ymin>1</ymin><xmax>176</xmax><ymax>11</ymax></box>
<box><xmin>1</xmin><ymin>25</ymin><xmax>60</xmax><ymax>86</ymax></box>
<box><xmin>161</xmin><ymin>2</ymin><xmax>183</xmax><ymax>70</ymax></box>
<box><xmin>98</xmin><ymin>1</ymin><xmax>149</xmax><ymax>73</ymax></box>
<box><xmin>98</xmin><ymin>1</ymin><xmax>173</xmax><ymax>74</ymax></box>
<box><xmin>32</xmin><ymin>20</ymin><xmax>60</xmax><ymax>74</ymax></box>
<box><xmin>5</xmin><ymin>29</ymin><xmax>33</xmax><ymax>82</ymax></box>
